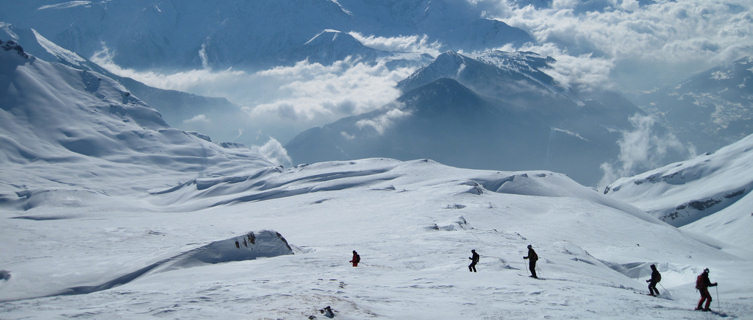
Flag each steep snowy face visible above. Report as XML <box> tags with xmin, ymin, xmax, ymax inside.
<box><xmin>0</xmin><ymin>43</ymin><xmax>273</xmax><ymax>199</ymax></box>
<box><xmin>604</xmin><ymin>134</ymin><xmax>753</xmax><ymax>234</ymax></box>
<box><xmin>0</xmin><ymin>0</ymin><xmax>531</xmax><ymax>70</ymax></box>
<box><xmin>635</xmin><ymin>56</ymin><xmax>753</xmax><ymax>154</ymax></box>
<box><xmin>0</xmin><ymin>23</ymin><xmax>254</xmax><ymax>148</ymax></box>
<box><xmin>286</xmin><ymin>52</ymin><xmax>659</xmax><ymax>186</ymax></box>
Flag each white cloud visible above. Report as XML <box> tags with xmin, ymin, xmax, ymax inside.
<box><xmin>341</xmin><ymin>131</ymin><xmax>356</xmax><ymax>140</ymax></box>
<box><xmin>92</xmin><ymin>47</ymin><xmax>417</xmax><ymax>144</ymax></box>
<box><xmin>711</xmin><ymin>70</ymin><xmax>732</xmax><ymax>80</ymax></box>
<box><xmin>251</xmin><ymin>137</ymin><xmax>292</xmax><ymax>167</ymax></box>
<box><xmin>183</xmin><ymin>114</ymin><xmax>211</xmax><ymax>124</ymax></box>
<box><xmin>349</xmin><ymin>32</ymin><xmax>442</xmax><ymax>55</ymax></box>
<box><xmin>482</xmin><ymin>0</ymin><xmax>753</xmax><ymax>92</ymax></box>
<box><xmin>598</xmin><ymin>113</ymin><xmax>687</xmax><ymax>187</ymax></box>
<box><xmin>355</xmin><ymin>106</ymin><xmax>410</xmax><ymax>135</ymax></box>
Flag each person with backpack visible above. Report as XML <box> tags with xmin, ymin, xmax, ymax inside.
<box><xmin>468</xmin><ymin>249</ymin><xmax>479</xmax><ymax>272</ymax></box>
<box><xmin>695</xmin><ymin>268</ymin><xmax>718</xmax><ymax>311</ymax></box>
<box><xmin>646</xmin><ymin>264</ymin><xmax>661</xmax><ymax>296</ymax></box>
<box><xmin>524</xmin><ymin>245</ymin><xmax>538</xmax><ymax>278</ymax></box>
<box><xmin>350</xmin><ymin>250</ymin><xmax>360</xmax><ymax>267</ymax></box>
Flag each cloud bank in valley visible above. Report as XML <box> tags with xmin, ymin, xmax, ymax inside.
<box><xmin>483</xmin><ymin>0</ymin><xmax>753</xmax><ymax>93</ymax></box>
<box><xmin>92</xmin><ymin>46</ymin><xmax>418</xmax><ymax>144</ymax></box>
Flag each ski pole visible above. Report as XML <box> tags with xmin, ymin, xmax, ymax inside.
<box><xmin>716</xmin><ymin>286</ymin><xmax>720</xmax><ymax>310</ymax></box>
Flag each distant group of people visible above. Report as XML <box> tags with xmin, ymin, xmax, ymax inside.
<box><xmin>347</xmin><ymin>247</ymin><xmax>719</xmax><ymax>312</ymax></box>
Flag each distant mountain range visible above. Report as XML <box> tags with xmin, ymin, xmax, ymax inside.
<box><xmin>0</xmin><ymin>0</ymin><xmax>533</xmax><ymax>70</ymax></box>
<box><xmin>634</xmin><ymin>56</ymin><xmax>753</xmax><ymax>154</ymax></box>
<box><xmin>285</xmin><ymin>51</ymin><xmax>679</xmax><ymax>186</ymax></box>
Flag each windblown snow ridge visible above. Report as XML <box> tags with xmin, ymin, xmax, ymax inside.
<box><xmin>1</xmin><ymin>231</ymin><xmax>292</xmax><ymax>302</ymax></box>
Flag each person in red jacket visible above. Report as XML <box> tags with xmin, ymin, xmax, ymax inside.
<box><xmin>695</xmin><ymin>268</ymin><xmax>718</xmax><ymax>311</ymax></box>
<box><xmin>350</xmin><ymin>250</ymin><xmax>360</xmax><ymax>267</ymax></box>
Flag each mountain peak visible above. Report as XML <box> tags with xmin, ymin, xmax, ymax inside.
<box><xmin>0</xmin><ymin>39</ymin><xmax>29</xmax><ymax>59</ymax></box>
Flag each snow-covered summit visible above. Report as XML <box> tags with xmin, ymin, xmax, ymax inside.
<box><xmin>0</xmin><ymin>39</ymin><xmax>29</xmax><ymax>59</ymax></box>
<box><xmin>399</xmin><ymin>51</ymin><xmax>560</xmax><ymax>99</ymax></box>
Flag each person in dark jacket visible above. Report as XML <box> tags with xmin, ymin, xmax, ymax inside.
<box><xmin>524</xmin><ymin>245</ymin><xmax>538</xmax><ymax>278</ymax></box>
<box><xmin>350</xmin><ymin>250</ymin><xmax>360</xmax><ymax>267</ymax></box>
<box><xmin>468</xmin><ymin>249</ymin><xmax>479</xmax><ymax>272</ymax></box>
<box><xmin>646</xmin><ymin>264</ymin><xmax>661</xmax><ymax>296</ymax></box>
<box><xmin>696</xmin><ymin>268</ymin><xmax>718</xmax><ymax>311</ymax></box>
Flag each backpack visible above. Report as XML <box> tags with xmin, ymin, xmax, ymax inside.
<box><xmin>695</xmin><ymin>274</ymin><xmax>703</xmax><ymax>289</ymax></box>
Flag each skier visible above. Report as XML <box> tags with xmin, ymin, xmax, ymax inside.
<box><xmin>350</xmin><ymin>250</ymin><xmax>360</xmax><ymax>267</ymax></box>
<box><xmin>695</xmin><ymin>268</ymin><xmax>718</xmax><ymax>311</ymax></box>
<box><xmin>646</xmin><ymin>264</ymin><xmax>661</xmax><ymax>296</ymax></box>
<box><xmin>468</xmin><ymin>249</ymin><xmax>479</xmax><ymax>272</ymax></box>
<box><xmin>319</xmin><ymin>306</ymin><xmax>335</xmax><ymax>318</ymax></box>
<box><xmin>524</xmin><ymin>244</ymin><xmax>538</xmax><ymax>278</ymax></box>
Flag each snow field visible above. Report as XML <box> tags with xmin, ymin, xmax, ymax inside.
<box><xmin>2</xmin><ymin>159</ymin><xmax>751</xmax><ymax>319</ymax></box>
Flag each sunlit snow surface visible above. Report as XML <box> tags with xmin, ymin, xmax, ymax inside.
<box><xmin>2</xmin><ymin>159</ymin><xmax>752</xmax><ymax>319</ymax></box>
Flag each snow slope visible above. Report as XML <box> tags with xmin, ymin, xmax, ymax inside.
<box><xmin>2</xmin><ymin>157</ymin><xmax>751</xmax><ymax>318</ymax></box>
<box><xmin>0</xmin><ymin>40</ymin><xmax>274</xmax><ymax>199</ymax></box>
<box><xmin>1</xmin><ymin>37</ymin><xmax>752</xmax><ymax>319</ymax></box>
<box><xmin>0</xmin><ymin>23</ymin><xmax>253</xmax><ymax>145</ymax></box>
<box><xmin>605</xmin><ymin>133</ymin><xmax>753</xmax><ymax>256</ymax></box>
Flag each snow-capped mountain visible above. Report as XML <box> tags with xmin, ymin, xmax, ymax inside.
<box><xmin>0</xmin><ymin>39</ymin><xmax>274</xmax><ymax>201</ymax></box>
<box><xmin>0</xmin><ymin>0</ymin><xmax>532</xmax><ymax>70</ymax></box>
<box><xmin>604</xmin><ymin>133</ymin><xmax>753</xmax><ymax>250</ymax></box>
<box><xmin>635</xmin><ymin>56</ymin><xmax>753</xmax><ymax>154</ymax></box>
<box><xmin>0</xmin><ymin>23</ymin><xmax>252</xmax><ymax>145</ymax></box>
<box><xmin>285</xmin><ymin>51</ymin><xmax>675</xmax><ymax>186</ymax></box>
<box><xmin>2</xmin><ymin>37</ymin><xmax>753</xmax><ymax>318</ymax></box>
